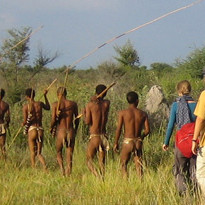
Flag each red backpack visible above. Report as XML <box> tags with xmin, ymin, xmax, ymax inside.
<box><xmin>175</xmin><ymin>122</ymin><xmax>197</xmax><ymax>158</ymax></box>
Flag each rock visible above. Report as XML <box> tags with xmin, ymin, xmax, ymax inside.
<box><xmin>145</xmin><ymin>85</ymin><xmax>170</xmax><ymax>128</ymax></box>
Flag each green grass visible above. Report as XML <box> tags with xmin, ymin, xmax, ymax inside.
<box><xmin>0</xmin><ymin>132</ymin><xmax>203</xmax><ymax>205</ymax></box>
<box><xmin>1</xmin><ymin>73</ymin><xmax>204</xmax><ymax>204</ymax></box>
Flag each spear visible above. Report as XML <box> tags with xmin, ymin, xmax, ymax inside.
<box><xmin>38</xmin><ymin>78</ymin><xmax>57</xmax><ymax>100</ymax></box>
<box><xmin>7</xmin><ymin>126</ymin><xmax>23</xmax><ymax>150</ymax></box>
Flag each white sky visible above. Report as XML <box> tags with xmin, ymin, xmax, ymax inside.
<box><xmin>0</xmin><ymin>0</ymin><xmax>205</xmax><ymax>69</ymax></box>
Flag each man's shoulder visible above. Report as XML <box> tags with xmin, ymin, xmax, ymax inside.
<box><xmin>118</xmin><ymin>109</ymin><xmax>128</xmax><ymax>115</ymax></box>
<box><xmin>23</xmin><ymin>103</ymin><xmax>28</xmax><ymax>109</ymax></box>
<box><xmin>87</xmin><ymin>101</ymin><xmax>95</xmax><ymax>106</ymax></box>
<box><xmin>66</xmin><ymin>99</ymin><xmax>77</xmax><ymax>106</ymax></box>
<box><xmin>35</xmin><ymin>101</ymin><xmax>43</xmax><ymax>106</ymax></box>
<box><xmin>0</xmin><ymin>101</ymin><xmax>9</xmax><ymax>110</ymax></box>
<box><xmin>103</xmin><ymin>99</ymin><xmax>110</xmax><ymax>103</ymax></box>
<box><xmin>136</xmin><ymin>108</ymin><xmax>148</xmax><ymax>116</ymax></box>
<box><xmin>2</xmin><ymin>101</ymin><xmax>9</xmax><ymax>107</ymax></box>
<box><xmin>102</xmin><ymin>99</ymin><xmax>110</xmax><ymax>107</ymax></box>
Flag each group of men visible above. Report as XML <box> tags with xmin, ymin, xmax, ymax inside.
<box><xmin>0</xmin><ymin>85</ymin><xmax>149</xmax><ymax>178</ymax></box>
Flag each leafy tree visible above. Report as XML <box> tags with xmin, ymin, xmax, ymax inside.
<box><xmin>150</xmin><ymin>62</ymin><xmax>174</xmax><ymax>78</ymax></box>
<box><xmin>29</xmin><ymin>46</ymin><xmax>58</xmax><ymax>81</ymax></box>
<box><xmin>176</xmin><ymin>46</ymin><xmax>205</xmax><ymax>78</ymax></box>
<box><xmin>114</xmin><ymin>40</ymin><xmax>140</xmax><ymax>69</ymax></box>
<box><xmin>97</xmin><ymin>60</ymin><xmax>126</xmax><ymax>82</ymax></box>
<box><xmin>0</xmin><ymin>27</ymin><xmax>31</xmax><ymax>84</ymax></box>
<box><xmin>0</xmin><ymin>27</ymin><xmax>58</xmax><ymax>103</ymax></box>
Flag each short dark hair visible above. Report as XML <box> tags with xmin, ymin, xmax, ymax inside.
<box><xmin>25</xmin><ymin>88</ymin><xmax>35</xmax><ymax>98</ymax></box>
<box><xmin>126</xmin><ymin>91</ymin><xmax>138</xmax><ymax>104</ymax></box>
<box><xmin>0</xmin><ymin>89</ymin><xmax>5</xmax><ymax>99</ymax></box>
<box><xmin>96</xmin><ymin>84</ymin><xmax>107</xmax><ymax>97</ymax></box>
<box><xmin>57</xmin><ymin>87</ymin><xmax>67</xmax><ymax>97</ymax></box>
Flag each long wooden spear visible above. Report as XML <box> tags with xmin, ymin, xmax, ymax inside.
<box><xmin>63</xmin><ymin>0</ymin><xmax>202</xmax><ymax>73</ymax></box>
<box><xmin>38</xmin><ymin>78</ymin><xmax>57</xmax><ymax>100</ymax></box>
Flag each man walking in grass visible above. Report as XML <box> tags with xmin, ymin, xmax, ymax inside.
<box><xmin>51</xmin><ymin>87</ymin><xmax>79</xmax><ymax>176</ymax></box>
<box><xmin>22</xmin><ymin>88</ymin><xmax>50</xmax><ymax>170</ymax></box>
<box><xmin>114</xmin><ymin>91</ymin><xmax>150</xmax><ymax>178</ymax></box>
<box><xmin>84</xmin><ymin>84</ymin><xmax>110</xmax><ymax>177</ymax></box>
<box><xmin>0</xmin><ymin>88</ymin><xmax>10</xmax><ymax>159</ymax></box>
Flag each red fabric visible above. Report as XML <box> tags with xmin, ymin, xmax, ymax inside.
<box><xmin>175</xmin><ymin>122</ymin><xmax>197</xmax><ymax>158</ymax></box>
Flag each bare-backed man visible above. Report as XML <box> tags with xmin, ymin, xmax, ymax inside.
<box><xmin>0</xmin><ymin>89</ymin><xmax>10</xmax><ymax>159</ymax></box>
<box><xmin>84</xmin><ymin>84</ymin><xmax>110</xmax><ymax>177</ymax></box>
<box><xmin>22</xmin><ymin>88</ymin><xmax>50</xmax><ymax>170</ymax></box>
<box><xmin>114</xmin><ymin>91</ymin><xmax>150</xmax><ymax>178</ymax></box>
<box><xmin>51</xmin><ymin>87</ymin><xmax>79</xmax><ymax>176</ymax></box>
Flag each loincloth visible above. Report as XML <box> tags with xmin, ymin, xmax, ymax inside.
<box><xmin>57</xmin><ymin>128</ymin><xmax>74</xmax><ymax>148</ymax></box>
<box><xmin>123</xmin><ymin>137</ymin><xmax>142</xmax><ymax>144</ymax></box>
<box><xmin>123</xmin><ymin>137</ymin><xmax>143</xmax><ymax>155</ymax></box>
<box><xmin>89</xmin><ymin>134</ymin><xmax>109</xmax><ymax>152</ymax></box>
<box><xmin>0</xmin><ymin>123</ymin><xmax>6</xmax><ymax>136</ymax></box>
<box><xmin>28</xmin><ymin>126</ymin><xmax>43</xmax><ymax>142</ymax></box>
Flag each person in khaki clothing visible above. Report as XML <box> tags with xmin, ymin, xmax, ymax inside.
<box><xmin>192</xmin><ymin>90</ymin><xmax>205</xmax><ymax>196</ymax></box>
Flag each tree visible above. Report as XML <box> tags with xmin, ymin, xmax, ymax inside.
<box><xmin>29</xmin><ymin>46</ymin><xmax>58</xmax><ymax>81</ymax></box>
<box><xmin>114</xmin><ymin>40</ymin><xmax>140</xmax><ymax>69</ymax></box>
<box><xmin>0</xmin><ymin>27</ymin><xmax>58</xmax><ymax>103</ymax></box>
<box><xmin>176</xmin><ymin>46</ymin><xmax>205</xmax><ymax>78</ymax></box>
<box><xmin>0</xmin><ymin>27</ymin><xmax>31</xmax><ymax>84</ymax></box>
<box><xmin>97</xmin><ymin>60</ymin><xmax>126</xmax><ymax>83</ymax></box>
<box><xmin>150</xmin><ymin>62</ymin><xmax>174</xmax><ymax>78</ymax></box>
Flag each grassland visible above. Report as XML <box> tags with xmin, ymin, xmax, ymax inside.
<box><xmin>0</xmin><ymin>70</ymin><xmax>204</xmax><ymax>205</ymax></box>
<box><xmin>0</xmin><ymin>125</ymin><xmax>202</xmax><ymax>205</ymax></box>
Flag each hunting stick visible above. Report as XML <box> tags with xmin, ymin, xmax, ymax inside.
<box><xmin>38</xmin><ymin>78</ymin><xmax>57</xmax><ymax>100</ymax></box>
<box><xmin>63</xmin><ymin>0</ymin><xmax>202</xmax><ymax>74</ymax></box>
<box><xmin>7</xmin><ymin>126</ymin><xmax>23</xmax><ymax>150</ymax></box>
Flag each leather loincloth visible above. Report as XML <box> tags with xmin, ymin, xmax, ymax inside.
<box><xmin>89</xmin><ymin>134</ymin><xmax>110</xmax><ymax>152</ymax></box>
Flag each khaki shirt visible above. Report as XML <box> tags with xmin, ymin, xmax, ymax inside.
<box><xmin>194</xmin><ymin>91</ymin><xmax>205</xmax><ymax>147</ymax></box>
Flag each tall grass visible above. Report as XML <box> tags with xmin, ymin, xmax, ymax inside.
<box><xmin>0</xmin><ymin>71</ymin><xmax>204</xmax><ymax>204</ymax></box>
<box><xmin>0</xmin><ymin>129</ymin><xmax>203</xmax><ymax>205</ymax></box>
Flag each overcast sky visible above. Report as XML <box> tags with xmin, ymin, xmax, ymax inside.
<box><xmin>0</xmin><ymin>0</ymin><xmax>205</xmax><ymax>69</ymax></box>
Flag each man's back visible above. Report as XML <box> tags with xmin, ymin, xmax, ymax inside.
<box><xmin>120</xmin><ymin>107</ymin><xmax>148</xmax><ymax>139</ymax></box>
<box><xmin>56</xmin><ymin>99</ymin><xmax>78</xmax><ymax>130</ymax></box>
<box><xmin>23</xmin><ymin>101</ymin><xmax>43</xmax><ymax>127</ymax></box>
<box><xmin>85</xmin><ymin>99</ymin><xmax>110</xmax><ymax>135</ymax></box>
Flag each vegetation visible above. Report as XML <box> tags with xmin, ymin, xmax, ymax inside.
<box><xmin>1</xmin><ymin>28</ymin><xmax>205</xmax><ymax>204</ymax></box>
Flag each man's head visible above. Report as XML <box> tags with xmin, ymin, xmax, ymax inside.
<box><xmin>96</xmin><ymin>84</ymin><xmax>107</xmax><ymax>98</ymax></box>
<box><xmin>126</xmin><ymin>91</ymin><xmax>139</xmax><ymax>105</ymax></box>
<box><xmin>25</xmin><ymin>88</ymin><xmax>35</xmax><ymax>99</ymax></box>
<box><xmin>57</xmin><ymin>87</ymin><xmax>67</xmax><ymax>97</ymax></box>
<box><xmin>0</xmin><ymin>88</ymin><xmax>5</xmax><ymax>100</ymax></box>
